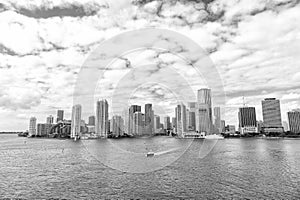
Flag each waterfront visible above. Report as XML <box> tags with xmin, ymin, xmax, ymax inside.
<box><xmin>0</xmin><ymin>134</ymin><xmax>299</xmax><ymax>199</ymax></box>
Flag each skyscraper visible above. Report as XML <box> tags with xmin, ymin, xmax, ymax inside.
<box><xmin>238</xmin><ymin>107</ymin><xmax>257</xmax><ymax>134</ymax></box>
<box><xmin>71</xmin><ymin>104</ymin><xmax>82</xmax><ymax>139</ymax></box>
<box><xmin>262</xmin><ymin>98</ymin><xmax>282</xmax><ymax>127</ymax></box>
<box><xmin>57</xmin><ymin>110</ymin><xmax>64</xmax><ymax>122</ymax></box>
<box><xmin>175</xmin><ymin>103</ymin><xmax>187</xmax><ymax>137</ymax></box>
<box><xmin>154</xmin><ymin>115</ymin><xmax>160</xmax><ymax>133</ymax></box>
<box><xmin>133</xmin><ymin>112</ymin><xmax>144</xmax><ymax>136</ymax></box>
<box><xmin>214</xmin><ymin>107</ymin><xmax>221</xmax><ymax>133</ymax></box>
<box><xmin>145</xmin><ymin>103</ymin><xmax>154</xmax><ymax>135</ymax></box>
<box><xmin>221</xmin><ymin>120</ymin><xmax>226</xmax><ymax>133</ymax></box>
<box><xmin>46</xmin><ymin>115</ymin><xmax>54</xmax><ymax>124</ymax></box>
<box><xmin>288</xmin><ymin>110</ymin><xmax>300</xmax><ymax>134</ymax></box>
<box><xmin>29</xmin><ymin>117</ymin><xmax>37</xmax><ymax>136</ymax></box>
<box><xmin>88</xmin><ymin>116</ymin><xmax>95</xmax><ymax>126</ymax></box>
<box><xmin>187</xmin><ymin>102</ymin><xmax>196</xmax><ymax>131</ymax></box>
<box><xmin>128</xmin><ymin>105</ymin><xmax>141</xmax><ymax>135</ymax></box>
<box><xmin>164</xmin><ymin>116</ymin><xmax>171</xmax><ymax>130</ymax></box>
<box><xmin>196</xmin><ymin>89</ymin><xmax>212</xmax><ymax>134</ymax></box>
<box><xmin>112</xmin><ymin>115</ymin><xmax>124</xmax><ymax>137</ymax></box>
<box><xmin>96</xmin><ymin>99</ymin><xmax>109</xmax><ymax>138</ymax></box>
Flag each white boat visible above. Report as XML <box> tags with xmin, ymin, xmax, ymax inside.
<box><xmin>146</xmin><ymin>152</ymin><xmax>155</xmax><ymax>157</ymax></box>
<box><xmin>205</xmin><ymin>134</ymin><xmax>224</xmax><ymax>140</ymax></box>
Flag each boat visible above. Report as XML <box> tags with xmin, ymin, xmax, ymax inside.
<box><xmin>146</xmin><ymin>152</ymin><xmax>155</xmax><ymax>157</ymax></box>
<box><xmin>205</xmin><ymin>134</ymin><xmax>224</xmax><ymax>140</ymax></box>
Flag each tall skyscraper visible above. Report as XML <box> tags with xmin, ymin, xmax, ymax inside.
<box><xmin>238</xmin><ymin>107</ymin><xmax>257</xmax><ymax>134</ymax></box>
<box><xmin>96</xmin><ymin>99</ymin><xmax>109</xmax><ymax>138</ymax></box>
<box><xmin>221</xmin><ymin>120</ymin><xmax>226</xmax><ymax>133</ymax></box>
<box><xmin>145</xmin><ymin>104</ymin><xmax>154</xmax><ymax>135</ymax></box>
<box><xmin>71</xmin><ymin>104</ymin><xmax>82</xmax><ymax>139</ymax></box>
<box><xmin>46</xmin><ymin>115</ymin><xmax>54</xmax><ymax>124</ymax></box>
<box><xmin>187</xmin><ymin>102</ymin><xmax>196</xmax><ymax>131</ymax></box>
<box><xmin>164</xmin><ymin>116</ymin><xmax>171</xmax><ymax>130</ymax></box>
<box><xmin>112</xmin><ymin>115</ymin><xmax>124</xmax><ymax>137</ymax></box>
<box><xmin>29</xmin><ymin>117</ymin><xmax>37</xmax><ymax>136</ymax></box>
<box><xmin>57</xmin><ymin>110</ymin><xmax>64</xmax><ymax>122</ymax></box>
<box><xmin>133</xmin><ymin>112</ymin><xmax>144</xmax><ymax>136</ymax></box>
<box><xmin>154</xmin><ymin>115</ymin><xmax>160</xmax><ymax>133</ymax></box>
<box><xmin>128</xmin><ymin>105</ymin><xmax>141</xmax><ymax>135</ymax></box>
<box><xmin>214</xmin><ymin>107</ymin><xmax>221</xmax><ymax>133</ymax></box>
<box><xmin>88</xmin><ymin>116</ymin><xmax>95</xmax><ymax>126</ymax></box>
<box><xmin>288</xmin><ymin>110</ymin><xmax>300</xmax><ymax>134</ymax></box>
<box><xmin>175</xmin><ymin>103</ymin><xmax>187</xmax><ymax>137</ymax></box>
<box><xmin>196</xmin><ymin>89</ymin><xmax>212</xmax><ymax>134</ymax></box>
<box><xmin>262</xmin><ymin>98</ymin><xmax>282</xmax><ymax>127</ymax></box>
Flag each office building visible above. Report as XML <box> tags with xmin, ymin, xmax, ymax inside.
<box><xmin>154</xmin><ymin>115</ymin><xmax>160</xmax><ymax>133</ymax></box>
<box><xmin>57</xmin><ymin>110</ymin><xmax>64</xmax><ymax>122</ymax></box>
<box><xmin>262</xmin><ymin>98</ymin><xmax>282</xmax><ymax>127</ymax></box>
<box><xmin>196</xmin><ymin>89</ymin><xmax>212</xmax><ymax>134</ymax></box>
<box><xmin>288</xmin><ymin>110</ymin><xmax>300</xmax><ymax>134</ymax></box>
<box><xmin>96</xmin><ymin>99</ymin><xmax>109</xmax><ymax>138</ymax></box>
<box><xmin>214</xmin><ymin>107</ymin><xmax>221</xmax><ymax>133</ymax></box>
<box><xmin>187</xmin><ymin>102</ymin><xmax>196</xmax><ymax>131</ymax></box>
<box><xmin>164</xmin><ymin>116</ymin><xmax>171</xmax><ymax>130</ymax></box>
<box><xmin>71</xmin><ymin>104</ymin><xmax>82</xmax><ymax>139</ymax></box>
<box><xmin>46</xmin><ymin>115</ymin><xmax>54</xmax><ymax>124</ymax></box>
<box><xmin>128</xmin><ymin>105</ymin><xmax>141</xmax><ymax>135</ymax></box>
<box><xmin>145</xmin><ymin>104</ymin><xmax>154</xmax><ymax>135</ymax></box>
<box><xmin>175</xmin><ymin>103</ymin><xmax>187</xmax><ymax>137</ymax></box>
<box><xmin>37</xmin><ymin>123</ymin><xmax>52</xmax><ymax>136</ymax></box>
<box><xmin>112</xmin><ymin>115</ymin><xmax>124</xmax><ymax>137</ymax></box>
<box><xmin>133</xmin><ymin>112</ymin><xmax>144</xmax><ymax>136</ymax></box>
<box><xmin>221</xmin><ymin>120</ymin><xmax>226</xmax><ymax>133</ymax></box>
<box><xmin>29</xmin><ymin>117</ymin><xmax>37</xmax><ymax>136</ymax></box>
<box><xmin>88</xmin><ymin>116</ymin><xmax>95</xmax><ymax>126</ymax></box>
<box><xmin>238</xmin><ymin>107</ymin><xmax>257</xmax><ymax>134</ymax></box>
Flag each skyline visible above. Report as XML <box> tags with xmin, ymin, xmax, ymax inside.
<box><xmin>1</xmin><ymin>0</ymin><xmax>300</xmax><ymax>131</ymax></box>
<box><xmin>26</xmin><ymin>91</ymin><xmax>299</xmax><ymax>134</ymax></box>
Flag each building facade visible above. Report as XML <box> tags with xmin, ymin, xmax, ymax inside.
<box><xmin>128</xmin><ymin>105</ymin><xmax>141</xmax><ymax>135</ymax></box>
<box><xmin>57</xmin><ymin>110</ymin><xmax>64</xmax><ymax>122</ymax></box>
<box><xmin>196</xmin><ymin>89</ymin><xmax>212</xmax><ymax>134</ymax></box>
<box><xmin>145</xmin><ymin>104</ymin><xmax>154</xmax><ymax>135</ymax></box>
<box><xmin>96</xmin><ymin>99</ymin><xmax>109</xmax><ymax>138</ymax></box>
<box><xmin>262</xmin><ymin>98</ymin><xmax>282</xmax><ymax>127</ymax></box>
<box><xmin>238</xmin><ymin>107</ymin><xmax>257</xmax><ymax>134</ymax></box>
<box><xmin>214</xmin><ymin>107</ymin><xmax>221</xmax><ymax>133</ymax></box>
<box><xmin>164</xmin><ymin>116</ymin><xmax>171</xmax><ymax>130</ymax></box>
<box><xmin>71</xmin><ymin>104</ymin><xmax>82</xmax><ymax>139</ymax></box>
<box><xmin>112</xmin><ymin>115</ymin><xmax>124</xmax><ymax>137</ymax></box>
<box><xmin>175</xmin><ymin>103</ymin><xmax>187</xmax><ymax>137</ymax></box>
<box><xmin>288</xmin><ymin>110</ymin><xmax>300</xmax><ymax>134</ymax></box>
<box><xmin>46</xmin><ymin>115</ymin><xmax>54</xmax><ymax>124</ymax></box>
<box><xmin>29</xmin><ymin>117</ymin><xmax>37</xmax><ymax>136</ymax></box>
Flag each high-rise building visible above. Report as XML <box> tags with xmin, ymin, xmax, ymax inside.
<box><xmin>262</xmin><ymin>98</ymin><xmax>282</xmax><ymax>128</ymax></box>
<box><xmin>172</xmin><ymin>117</ymin><xmax>176</xmax><ymax>130</ymax></box>
<box><xmin>187</xmin><ymin>102</ymin><xmax>196</xmax><ymax>131</ymax></box>
<box><xmin>196</xmin><ymin>89</ymin><xmax>212</xmax><ymax>134</ymax></box>
<box><xmin>164</xmin><ymin>116</ymin><xmax>171</xmax><ymax>130</ymax></box>
<box><xmin>175</xmin><ymin>103</ymin><xmax>187</xmax><ymax>137</ymax></box>
<box><xmin>221</xmin><ymin>120</ymin><xmax>225</xmax><ymax>133</ymax></box>
<box><xmin>288</xmin><ymin>110</ymin><xmax>300</xmax><ymax>134</ymax></box>
<box><xmin>46</xmin><ymin>115</ymin><xmax>54</xmax><ymax>124</ymax></box>
<box><xmin>112</xmin><ymin>115</ymin><xmax>124</xmax><ymax>137</ymax></box>
<box><xmin>145</xmin><ymin>104</ymin><xmax>154</xmax><ymax>135</ymax></box>
<box><xmin>37</xmin><ymin>123</ymin><xmax>52</xmax><ymax>136</ymax></box>
<box><xmin>57</xmin><ymin>110</ymin><xmax>64</xmax><ymax>122</ymax></box>
<box><xmin>214</xmin><ymin>107</ymin><xmax>221</xmax><ymax>133</ymax></box>
<box><xmin>238</xmin><ymin>107</ymin><xmax>257</xmax><ymax>134</ymax></box>
<box><xmin>133</xmin><ymin>112</ymin><xmax>144</xmax><ymax>136</ymax></box>
<box><xmin>96</xmin><ymin>99</ymin><xmax>109</xmax><ymax>138</ymax></box>
<box><xmin>88</xmin><ymin>116</ymin><xmax>95</xmax><ymax>126</ymax></box>
<box><xmin>128</xmin><ymin>105</ymin><xmax>141</xmax><ymax>135</ymax></box>
<box><xmin>71</xmin><ymin>104</ymin><xmax>82</xmax><ymax>139</ymax></box>
<box><xmin>154</xmin><ymin>115</ymin><xmax>160</xmax><ymax>133</ymax></box>
<box><xmin>29</xmin><ymin>117</ymin><xmax>37</xmax><ymax>136</ymax></box>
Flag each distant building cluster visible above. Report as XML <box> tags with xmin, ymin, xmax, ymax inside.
<box><xmin>27</xmin><ymin>89</ymin><xmax>300</xmax><ymax>138</ymax></box>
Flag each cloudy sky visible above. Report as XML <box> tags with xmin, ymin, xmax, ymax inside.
<box><xmin>0</xmin><ymin>0</ymin><xmax>300</xmax><ymax>131</ymax></box>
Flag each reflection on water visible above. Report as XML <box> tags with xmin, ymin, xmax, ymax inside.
<box><xmin>0</xmin><ymin>134</ymin><xmax>299</xmax><ymax>199</ymax></box>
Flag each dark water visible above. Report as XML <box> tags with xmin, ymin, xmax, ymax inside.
<box><xmin>0</xmin><ymin>134</ymin><xmax>299</xmax><ymax>199</ymax></box>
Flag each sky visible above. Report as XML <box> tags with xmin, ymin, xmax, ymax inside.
<box><xmin>0</xmin><ymin>0</ymin><xmax>300</xmax><ymax>131</ymax></box>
